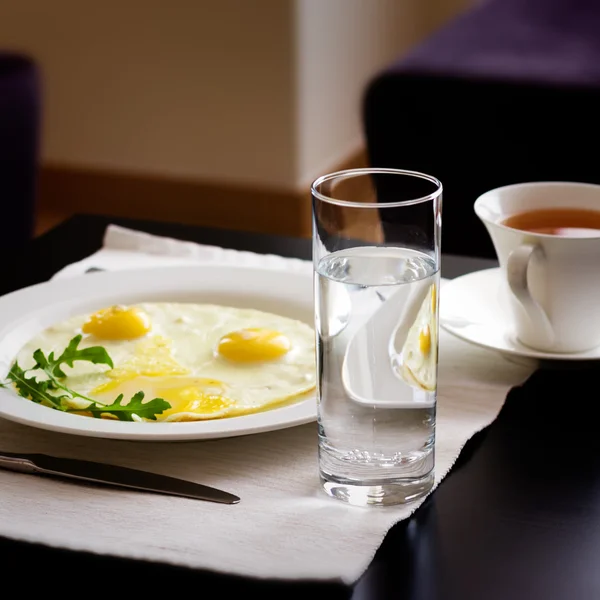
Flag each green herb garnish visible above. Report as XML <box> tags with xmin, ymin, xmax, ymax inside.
<box><xmin>1</xmin><ymin>335</ymin><xmax>171</xmax><ymax>421</ymax></box>
<box><xmin>84</xmin><ymin>391</ymin><xmax>169</xmax><ymax>422</ymax></box>
<box><xmin>6</xmin><ymin>361</ymin><xmax>66</xmax><ymax>409</ymax></box>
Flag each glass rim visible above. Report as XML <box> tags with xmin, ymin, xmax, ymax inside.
<box><xmin>311</xmin><ymin>167</ymin><xmax>443</xmax><ymax>209</ymax></box>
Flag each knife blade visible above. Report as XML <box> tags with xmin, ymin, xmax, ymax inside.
<box><xmin>0</xmin><ymin>451</ymin><xmax>240</xmax><ymax>504</ymax></box>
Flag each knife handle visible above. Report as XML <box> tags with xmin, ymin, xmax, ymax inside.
<box><xmin>0</xmin><ymin>453</ymin><xmax>38</xmax><ymax>474</ymax></box>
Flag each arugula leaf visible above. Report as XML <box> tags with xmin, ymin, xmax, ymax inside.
<box><xmin>32</xmin><ymin>334</ymin><xmax>113</xmax><ymax>378</ymax></box>
<box><xmin>1</xmin><ymin>336</ymin><xmax>171</xmax><ymax>422</ymax></box>
<box><xmin>83</xmin><ymin>391</ymin><xmax>171</xmax><ymax>422</ymax></box>
<box><xmin>4</xmin><ymin>362</ymin><xmax>66</xmax><ymax>409</ymax></box>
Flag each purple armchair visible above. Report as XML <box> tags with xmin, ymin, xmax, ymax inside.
<box><xmin>363</xmin><ymin>0</ymin><xmax>600</xmax><ymax>258</ymax></box>
<box><xmin>0</xmin><ymin>52</ymin><xmax>41</xmax><ymax>247</ymax></box>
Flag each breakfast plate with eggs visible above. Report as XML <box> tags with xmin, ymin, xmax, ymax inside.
<box><xmin>0</xmin><ymin>265</ymin><xmax>317</xmax><ymax>440</ymax></box>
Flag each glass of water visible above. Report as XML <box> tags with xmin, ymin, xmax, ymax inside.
<box><xmin>312</xmin><ymin>168</ymin><xmax>442</xmax><ymax>507</ymax></box>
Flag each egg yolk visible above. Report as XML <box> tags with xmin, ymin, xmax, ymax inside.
<box><xmin>83</xmin><ymin>306</ymin><xmax>151</xmax><ymax>340</ymax></box>
<box><xmin>217</xmin><ymin>328</ymin><xmax>291</xmax><ymax>362</ymax></box>
<box><xmin>92</xmin><ymin>375</ymin><xmax>233</xmax><ymax>420</ymax></box>
<box><xmin>156</xmin><ymin>379</ymin><xmax>233</xmax><ymax>418</ymax></box>
<box><xmin>419</xmin><ymin>325</ymin><xmax>431</xmax><ymax>355</ymax></box>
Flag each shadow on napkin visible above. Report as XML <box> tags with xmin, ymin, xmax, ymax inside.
<box><xmin>353</xmin><ymin>363</ymin><xmax>600</xmax><ymax>600</ymax></box>
<box><xmin>0</xmin><ymin>535</ymin><xmax>352</xmax><ymax>599</ymax></box>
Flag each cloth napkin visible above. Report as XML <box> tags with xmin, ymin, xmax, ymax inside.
<box><xmin>0</xmin><ymin>225</ymin><xmax>534</xmax><ymax>583</ymax></box>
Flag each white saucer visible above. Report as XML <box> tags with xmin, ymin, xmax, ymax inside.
<box><xmin>440</xmin><ymin>268</ymin><xmax>600</xmax><ymax>361</ymax></box>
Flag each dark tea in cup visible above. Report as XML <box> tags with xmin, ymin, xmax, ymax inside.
<box><xmin>502</xmin><ymin>208</ymin><xmax>600</xmax><ymax>237</ymax></box>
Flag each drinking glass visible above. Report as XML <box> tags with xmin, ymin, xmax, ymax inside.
<box><xmin>312</xmin><ymin>168</ymin><xmax>443</xmax><ymax>506</ymax></box>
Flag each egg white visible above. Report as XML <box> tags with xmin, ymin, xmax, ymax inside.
<box><xmin>15</xmin><ymin>303</ymin><xmax>316</xmax><ymax>421</ymax></box>
<box><xmin>398</xmin><ymin>284</ymin><xmax>438</xmax><ymax>391</ymax></box>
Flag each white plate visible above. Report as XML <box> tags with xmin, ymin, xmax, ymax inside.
<box><xmin>0</xmin><ymin>265</ymin><xmax>317</xmax><ymax>441</ymax></box>
<box><xmin>440</xmin><ymin>267</ymin><xmax>600</xmax><ymax>361</ymax></box>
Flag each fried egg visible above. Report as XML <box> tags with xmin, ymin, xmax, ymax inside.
<box><xmin>15</xmin><ymin>303</ymin><xmax>316</xmax><ymax>421</ymax></box>
<box><xmin>398</xmin><ymin>283</ymin><xmax>438</xmax><ymax>391</ymax></box>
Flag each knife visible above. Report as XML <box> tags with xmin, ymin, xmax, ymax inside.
<box><xmin>0</xmin><ymin>451</ymin><xmax>240</xmax><ymax>504</ymax></box>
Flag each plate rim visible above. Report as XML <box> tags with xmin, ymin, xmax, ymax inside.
<box><xmin>0</xmin><ymin>263</ymin><xmax>317</xmax><ymax>441</ymax></box>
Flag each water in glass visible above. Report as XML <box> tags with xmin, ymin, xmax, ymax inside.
<box><xmin>315</xmin><ymin>246</ymin><xmax>439</xmax><ymax>505</ymax></box>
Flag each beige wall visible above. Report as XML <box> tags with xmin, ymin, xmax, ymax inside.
<box><xmin>0</xmin><ymin>0</ymin><xmax>472</xmax><ymax>192</ymax></box>
<box><xmin>0</xmin><ymin>0</ymin><xmax>296</xmax><ymax>189</ymax></box>
<box><xmin>294</xmin><ymin>0</ymin><xmax>473</xmax><ymax>187</ymax></box>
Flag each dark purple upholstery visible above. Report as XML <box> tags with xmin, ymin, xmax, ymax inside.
<box><xmin>400</xmin><ymin>0</ymin><xmax>600</xmax><ymax>86</ymax></box>
<box><xmin>363</xmin><ymin>0</ymin><xmax>600</xmax><ymax>258</ymax></box>
<box><xmin>0</xmin><ymin>53</ymin><xmax>41</xmax><ymax>247</ymax></box>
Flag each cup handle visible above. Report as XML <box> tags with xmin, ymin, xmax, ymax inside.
<box><xmin>506</xmin><ymin>243</ymin><xmax>554</xmax><ymax>347</ymax></box>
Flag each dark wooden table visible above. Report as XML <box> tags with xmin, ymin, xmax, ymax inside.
<box><xmin>2</xmin><ymin>215</ymin><xmax>599</xmax><ymax>599</ymax></box>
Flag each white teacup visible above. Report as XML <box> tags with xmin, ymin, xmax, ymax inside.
<box><xmin>474</xmin><ymin>181</ymin><xmax>600</xmax><ymax>353</ymax></box>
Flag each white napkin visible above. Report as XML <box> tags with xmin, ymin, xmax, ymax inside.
<box><xmin>0</xmin><ymin>225</ymin><xmax>534</xmax><ymax>583</ymax></box>
<box><xmin>53</xmin><ymin>225</ymin><xmax>313</xmax><ymax>278</ymax></box>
